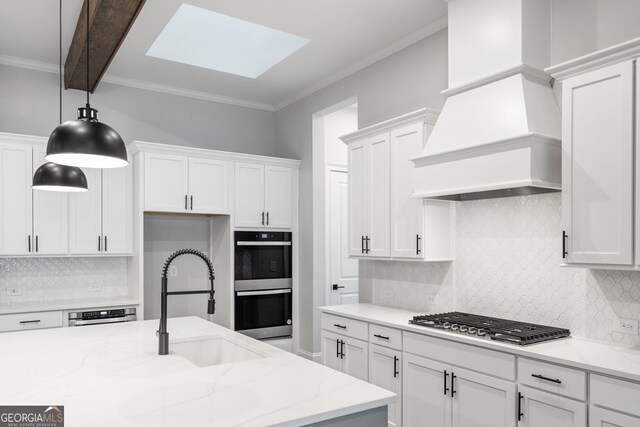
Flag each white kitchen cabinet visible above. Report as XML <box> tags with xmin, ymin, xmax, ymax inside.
<box><xmin>403</xmin><ymin>352</ymin><xmax>450</xmax><ymax>427</ymax></box>
<box><xmin>519</xmin><ymin>386</ymin><xmax>586</xmax><ymax>427</ymax></box>
<box><xmin>144</xmin><ymin>153</ymin><xmax>229</xmax><ymax>214</ymax></box>
<box><xmin>144</xmin><ymin>153</ymin><xmax>188</xmax><ymax>212</ymax></box>
<box><xmin>561</xmin><ymin>61</ymin><xmax>634</xmax><ymax>266</ymax></box>
<box><xmin>590</xmin><ymin>406</ymin><xmax>640</xmax><ymax>427</ymax></box>
<box><xmin>369</xmin><ymin>344</ymin><xmax>402</xmax><ymax>427</ymax></box>
<box><xmin>0</xmin><ymin>142</ymin><xmax>68</xmax><ymax>256</ymax></box>
<box><xmin>0</xmin><ymin>142</ymin><xmax>33</xmax><ymax>255</ymax></box>
<box><xmin>320</xmin><ymin>329</ymin><xmax>368</xmax><ymax>381</ymax></box>
<box><xmin>342</xmin><ymin>109</ymin><xmax>453</xmax><ymax>261</ymax></box>
<box><xmin>32</xmin><ymin>146</ymin><xmax>68</xmax><ymax>255</ymax></box>
<box><xmin>70</xmin><ymin>166</ymin><xmax>131</xmax><ymax>255</ymax></box>
<box><xmin>235</xmin><ymin>162</ymin><xmax>293</xmax><ymax>229</ymax></box>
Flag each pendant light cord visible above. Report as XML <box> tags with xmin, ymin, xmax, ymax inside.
<box><xmin>59</xmin><ymin>0</ymin><xmax>62</xmax><ymax>124</ymax></box>
<box><xmin>86</xmin><ymin>0</ymin><xmax>90</xmax><ymax>106</ymax></box>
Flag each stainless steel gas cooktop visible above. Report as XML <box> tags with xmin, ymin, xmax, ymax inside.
<box><xmin>409</xmin><ymin>312</ymin><xmax>571</xmax><ymax>346</ymax></box>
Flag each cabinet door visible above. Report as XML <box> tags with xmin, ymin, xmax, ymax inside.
<box><xmin>590</xmin><ymin>406</ymin><xmax>640</xmax><ymax>427</ymax></box>
<box><xmin>369</xmin><ymin>344</ymin><xmax>402</xmax><ymax>427</ymax></box>
<box><xmin>342</xmin><ymin>336</ymin><xmax>368</xmax><ymax>381</ymax></box>
<box><xmin>520</xmin><ymin>386</ymin><xmax>586</xmax><ymax>427</ymax></box>
<box><xmin>69</xmin><ymin>168</ymin><xmax>102</xmax><ymax>254</ymax></box>
<box><xmin>348</xmin><ymin>140</ymin><xmax>368</xmax><ymax>256</ymax></box>
<box><xmin>264</xmin><ymin>166</ymin><xmax>293</xmax><ymax>228</ymax></box>
<box><xmin>321</xmin><ymin>330</ymin><xmax>343</xmax><ymax>373</ymax></box>
<box><xmin>32</xmin><ymin>146</ymin><xmax>68</xmax><ymax>255</ymax></box>
<box><xmin>102</xmin><ymin>166</ymin><xmax>132</xmax><ymax>254</ymax></box>
<box><xmin>188</xmin><ymin>157</ymin><xmax>229</xmax><ymax>214</ymax></box>
<box><xmin>390</xmin><ymin>122</ymin><xmax>424</xmax><ymax>258</ymax></box>
<box><xmin>562</xmin><ymin>61</ymin><xmax>634</xmax><ymax>265</ymax></box>
<box><xmin>144</xmin><ymin>153</ymin><xmax>188</xmax><ymax>212</ymax></box>
<box><xmin>366</xmin><ymin>132</ymin><xmax>390</xmax><ymax>257</ymax></box>
<box><xmin>403</xmin><ymin>353</ymin><xmax>451</xmax><ymax>427</ymax></box>
<box><xmin>235</xmin><ymin>163</ymin><xmax>265</xmax><ymax>228</ymax></box>
<box><xmin>451</xmin><ymin>367</ymin><xmax>516</xmax><ymax>427</ymax></box>
<box><xmin>0</xmin><ymin>143</ymin><xmax>33</xmax><ymax>255</ymax></box>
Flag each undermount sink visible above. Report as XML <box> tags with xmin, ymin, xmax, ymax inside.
<box><xmin>171</xmin><ymin>336</ymin><xmax>265</xmax><ymax>367</ymax></box>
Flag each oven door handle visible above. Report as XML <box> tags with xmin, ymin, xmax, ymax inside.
<box><xmin>236</xmin><ymin>289</ymin><xmax>292</xmax><ymax>296</ymax></box>
<box><xmin>69</xmin><ymin>315</ymin><xmax>137</xmax><ymax>326</ymax></box>
<box><xmin>236</xmin><ymin>241</ymin><xmax>292</xmax><ymax>246</ymax></box>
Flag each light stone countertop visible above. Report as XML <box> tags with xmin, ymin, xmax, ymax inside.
<box><xmin>0</xmin><ymin>316</ymin><xmax>395</xmax><ymax>427</ymax></box>
<box><xmin>0</xmin><ymin>297</ymin><xmax>141</xmax><ymax>314</ymax></box>
<box><xmin>320</xmin><ymin>303</ymin><xmax>640</xmax><ymax>383</ymax></box>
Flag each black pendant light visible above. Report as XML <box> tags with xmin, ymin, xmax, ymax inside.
<box><xmin>45</xmin><ymin>0</ymin><xmax>128</xmax><ymax>169</ymax></box>
<box><xmin>33</xmin><ymin>0</ymin><xmax>88</xmax><ymax>192</ymax></box>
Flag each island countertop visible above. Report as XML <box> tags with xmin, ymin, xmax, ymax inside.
<box><xmin>0</xmin><ymin>317</ymin><xmax>394</xmax><ymax>427</ymax></box>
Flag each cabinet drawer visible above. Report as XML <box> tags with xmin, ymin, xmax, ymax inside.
<box><xmin>403</xmin><ymin>331</ymin><xmax>516</xmax><ymax>380</ymax></box>
<box><xmin>369</xmin><ymin>324</ymin><xmax>402</xmax><ymax>350</ymax></box>
<box><xmin>321</xmin><ymin>313</ymin><xmax>368</xmax><ymax>341</ymax></box>
<box><xmin>591</xmin><ymin>374</ymin><xmax>640</xmax><ymax>418</ymax></box>
<box><xmin>0</xmin><ymin>311</ymin><xmax>62</xmax><ymax>332</ymax></box>
<box><xmin>518</xmin><ymin>358</ymin><xmax>586</xmax><ymax>401</ymax></box>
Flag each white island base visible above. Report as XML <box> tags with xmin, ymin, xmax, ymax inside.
<box><xmin>0</xmin><ymin>317</ymin><xmax>394</xmax><ymax>427</ymax></box>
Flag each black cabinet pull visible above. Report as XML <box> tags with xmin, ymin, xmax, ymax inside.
<box><xmin>444</xmin><ymin>370</ymin><xmax>449</xmax><ymax>396</ymax></box>
<box><xmin>35</xmin><ymin>235</ymin><xmax>38</xmax><ymax>253</ymax></box>
<box><xmin>333</xmin><ymin>323</ymin><xmax>347</xmax><ymax>329</ymax></box>
<box><xmin>185</xmin><ymin>195</ymin><xmax>188</xmax><ymax>210</ymax></box>
<box><xmin>340</xmin><ymin>340</ymin><xmax>345</xmax><ymax>359</ymax></box>
<box><xmin>261</xmin><ymin>212</ymin><xmax>265</xmax><ymax>226</ymax></box>
<box><xmin>266</xmin><ymin>212</ymin><xmax>269</xmax><ymax>226</ymax></box>
<box><xmin>416</xmin><ymin>234</ymin><xmax>421</xmax><ymax>255</ymax></box>
<box><xmin>28</xmin><ymin>235</ymin><xmax>31</xmax><ymax>253</ymax></box>
<box><xmin>531</xmin><ymin>374</ymin><xmax>562</xmax><ymax>384</ymax></box>
<box><xmin>365</xmin><ymin>236</ymin><xmax>370</xmax><ymax>253</ymax></box>
<box><xmin>373</xmin><ymin>334</ymin><xmax>389</xmax><ymax>340</ymax></box>
<box><xmin>393</xmin><ymin>356</ymin><xmax>399</xmax><ymax>378</ymax></box>
<box><xmin>19</xmin><ymin>319</ymin><xmax>41</xmax><ymax>324</ymax></box>
<box><xmin>562</xmin><ymin>231</ymin><xmax>568</xmax><ymax>258</ymax></box>
<box><xmin>451</xmin><ymin>372</ymin><xmax>456</xmax><ymax>396</ymax></box>
<box><xmin>104</xmin><ymin>236</ymin><xmax>108</xmax><ymax>252</ymax></box>
<box><xmin>361</xmin><ymin>236</ymin><xmax>365</xmax><ymax>254</ymax></box>
<box><xmin>518</xmin><ymin>392</ymin><xmax>523</xmax><ymax>421</ymax></box>
<box><xmin>332</xmin><ymin>284</ymin><xmax>345</xmax><ymax>290</ymax></box>
<box><xmin>336</xmin><ymin>338</ymin><xmax>340</xmax><ymax>358</ymax></box>
<box><xmin>98</xmin><ymin>236</ymin><xmax>101</xmax><ymax>252</ymax></box>
<box><xmin>190</xmin><ymin>195</ymin><xmax>193</xmax><ymax>210</ymax></box>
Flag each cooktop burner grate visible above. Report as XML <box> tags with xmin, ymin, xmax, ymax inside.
<box><xmin>409</xmin><ymin>311</ymin><xmax>571</xmax><ymax>345</ymax></box>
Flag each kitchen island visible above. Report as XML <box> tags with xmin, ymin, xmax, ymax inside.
<box><xmin>0</xmin><ymin>317</ymin><xmax>394</xmax><ymax>426</ymax></box>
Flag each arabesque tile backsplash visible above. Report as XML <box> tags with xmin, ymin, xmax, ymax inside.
<box><xmin>365</xmin><ymin>193</ymin><xmax>640</xmax><ymax>347</ymax></box>
<box><xmin>0</xmin><ymin>257</ymin><xmax>129</xmax><ymax>309</ymax></box>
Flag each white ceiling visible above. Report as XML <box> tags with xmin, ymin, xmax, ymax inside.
<box><xmin>0</xmin><ymin>0</ymin><xmax>448</xmax><ymax>111</ymax></box>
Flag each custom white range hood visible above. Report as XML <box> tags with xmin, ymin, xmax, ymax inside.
<box><xmin>413</xmin><ymin>0</ymin><xmax>561</xmax><ymax>201</ymax></box>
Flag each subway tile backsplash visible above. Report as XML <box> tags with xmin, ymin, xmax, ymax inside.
<box><xmin>0</xmin><ymin>257</ymin><xmax>129</xmax><ymax>309</ymax></box>
<box><xmin>366</xmin><ymin>193</ymin><xmax>640</xmax><ymax>347</ymax></box>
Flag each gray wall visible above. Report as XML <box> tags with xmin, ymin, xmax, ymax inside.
<box><xmin>275</xmin><ymin>30</ymin><xmax>449</xmax><ymax>355</ymax></box>
<box><xmin>0</xmin><ymin>64</ymin><xmax>276</xmax><ymax>155</ymax></box>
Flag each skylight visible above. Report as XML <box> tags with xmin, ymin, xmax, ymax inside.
<box><xmin>146</xmin><ymin>4</ymin><xmax>310</xmax><ymax>79</ymax></box>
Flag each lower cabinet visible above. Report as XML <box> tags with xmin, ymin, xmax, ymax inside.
<box><xmin>589</xmin><ymin>406</ymin><xmax>640</xmax><ymax>427</ymax></box>
<box><xmin>402</xmin><ymin>353</ymin><xmax>516</xmax><ymax>427</ymax></box>
<box><xmin>518</xmin><ymin>385</ymin><xmax>586</xmax><ymax>427</ymax></box>
<box><xmin>369</xmin><ymin>344</ymin><xmax>402</xmax><ymax>427</ymax></box>
<box><xmin>320</xmin><ymin>330</ymin><xmax>368</xmax><ymax>381</ymax></box>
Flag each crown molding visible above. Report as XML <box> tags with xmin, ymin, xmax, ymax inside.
<box><xmin>340</xmin><ymin>108</ymin><xmax>439</xmax><ymax>143</ymax></box>
<box><xmin>273</xmin><ymin>16</ymin><xmax>448</xmax><ymax>112</ymax></box>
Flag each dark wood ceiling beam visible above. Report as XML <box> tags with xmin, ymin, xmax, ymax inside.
<box><xmin>65</xmin><ymin>0</ymin><xmax>146</xmax><ymax>93</ymax></box>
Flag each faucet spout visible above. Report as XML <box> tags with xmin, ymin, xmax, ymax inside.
<box><xmin>158</xmin><ymin>249</ymin><xmax>216</xmax><ymax>355</ymax></box>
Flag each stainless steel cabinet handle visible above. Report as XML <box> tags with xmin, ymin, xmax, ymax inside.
<box><xmin>236</xmin><ymin>241</ymin><xmax>292</xmax><ymax>246</ymax></box>
<box><xmin>236</xmin><ymin>289</ymin><xmax>292</xmax><ymax>296</ymax></box>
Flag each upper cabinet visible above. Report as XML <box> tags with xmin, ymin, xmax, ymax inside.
<box><xmin>144</xmin><ymin>153</ymin><xmax>229</xmax><ymax>214</ymax></box>
<box><xmin>0</xmin><ymin>138</ymin><xmax>68</xmax><ymax>256</ymax></box>
<box><xmin>341</xmin><ymin>109</ymin><xmax>454</xmax><ymax>261</ymax></box>
<box><xmin>235</xmin><ymin>163</ymin><xmax>293</xmax><ymax>229</ymax></box>
<box><xmin>548</xmin><ymin>40</ymin><xmax>640</xmax><ymax>269</ymax></box>
<box><xmin>69</xmin><ymin>163</ymin><xmax>132</xmax><ymax>255</ymax></box>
